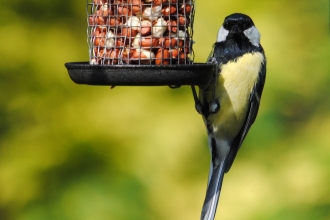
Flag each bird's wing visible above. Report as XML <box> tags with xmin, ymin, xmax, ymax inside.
<box><xmin>224</xmin><ymin>56</ymin><xmax>266</xmax><ymax>172</ymax></box>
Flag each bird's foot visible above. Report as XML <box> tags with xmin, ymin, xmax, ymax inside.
<box><xmin>209</xmin><ymin>100</ymin><xmax>220</xmax><ymax>114</ymax></box>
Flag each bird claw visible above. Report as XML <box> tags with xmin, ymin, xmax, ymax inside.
<box><xmin>209</xmin><ymin>100</ymin><xmax>220</xmax><ymax>114</ymax></box>
<box><xmin>195</xmin><ymin>103</ymin><xmax>203</xmax><ymax>114</ymax></box>
<box><xmin>208</xmin><ymin>57</ymin><xmax>218</xmax><ymax>65</ymax></box>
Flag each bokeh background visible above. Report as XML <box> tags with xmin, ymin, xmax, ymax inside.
<box><xmin>1</xmin><ymin>0</ymin><xmax>329</xmax><ymax>219</ymax></box>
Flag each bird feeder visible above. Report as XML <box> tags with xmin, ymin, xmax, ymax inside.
<box><xmin>65</xmin><ymin>0</ymin><xmax>215</xmax><ymax>87</ymax></box>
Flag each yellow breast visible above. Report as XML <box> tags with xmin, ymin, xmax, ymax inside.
<box><xmin>206</xmin><ymin>52</ymin><xmax>264</xmax><ymax>140</ymax></box>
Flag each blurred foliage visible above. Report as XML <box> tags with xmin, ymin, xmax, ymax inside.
<box><xmin>0</xmin><ymin>0</ymin><xmax>329</xmax><ymax>219</ymax></box>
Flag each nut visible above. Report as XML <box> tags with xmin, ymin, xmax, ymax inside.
<box><xmin>88</xmin><ymin>15</ymin><xmax>98</xmax><ymax>25</ymax></box>
<box><xmin>121</xmin><ymin>27</ymin><xmax>138</xmax><ymax>37</ymax></box>
<box><xmin>131</xmin><ymin>34</ymin><xmax>141</xmax><ymax>48</ymax></box>
<box><xmin>90</xmin><ymin>58</ymin><xmax>98</xmax><ymax>65</ymax></box>
<box><xmin>94</xmin><ymin>48</ymin><xmax>120</xmax><ymax>65</ymax></box>
<box><xmin>141</xmin><ymin>36</ymin><xmax>159</xmax><ymax>48</ymax></box>
<box><xmin>139</xmin><ymin>20</ymin><xmax>152</xmax><ymax>35</ymax></box>
<box><xmin>169</xmin><ymin>48</ymin><xmax>179</xmax><ymax>58</ymax></box>
<box><xmin>105</xmin><ymin>30</ymin><xmax>116</xmax><ymax>48</ymax></box>
<box><xmin>122</xmin><ymin>48</ymin><xmax>134</xmax><ymax>63</ymax></box>
<box><xmin>161</xmin><ymin>6</ymin><xmax>176</xmax><ymax>16</ymax></box>
<box><xmin>178</xmin><ymin>30</ymin><xmax>187</xmax><ymax>39</ymax></box>
<box><xmin>125</xmin><ymin>16</ymin><xmax>141</xmax><ymax>30</ymax></box>
<box><xmin>95</xmin><ymin>26</ymin><xmax>107</xmax><ymax>34</ymax></box>
<box><xmin>152</xmin><ymin>17</ymin><xmax>167</xmax><ymax>37</ymax></box>
<box><xmin>105</xmin><ymin>49</ymin><xmax>120</xmax><ymax>64</ymax></box>
<box><xmin>153</xmin><ymin>0</ymin><xmax>167</xmax><ymax>5</ymax></box>
<box><xmin>142</xmin><ymin>6</ymin><xmax>162</xmax><ymax>22</ymax></box>
<box><xmin>177</xmin><ymin>51</ymin><xmax>187</xmax><ymax>64</ymax></box>
<box><xmin>131</xmin><ymin>49</ymin><xmax>155</xmax><ymax>64</ymax></box>
<box><xmin>94</xmin><ymin>47</ymin><xmax>104</xmax><ymax>57</ymax></box>
<box><xmin>89</xmin><ymin>13</ymin><xmax>106</xmax><ymax>25</ymax></box>
<box><xmin>93</xmin><ymin>31</ymin><xmax>106</xmax><ymax>46</ymax></box>
<box><xmin>93</xmin><ymin>0</ymin><xmax>105</xmax><ymax>5</ymax></box>
<box><xmin>121</xmin><ymin>16</ymin><xmax>141</xmax><ymax>37</ymax></box>
<box><xmin>118</xmin><ymin>6</ymin><xmax>132</xmax><ymax>16</ymax></box>
<box><xmin>178</xmin><ymin>15</ymin><xmax>190</xmax><ymax>25</ymax></box>
<box><xmin>159</xmin><ymin>36</ymin><xmax>177</xmax><ymax>47</ymax></box>
<box><xmin>180</xmin><ymin>4</ymin><xmax>192</xmax><ymax>14</ymax></box>
<box><xmin>132</xmin><ymin>33</ymin><xmax>159</xmax><ymax>48</ymax></box>
<box><xmin>155</xmin><ymin>48</ymin><xmax>170</xmax><ymax>65</ymax></box>
<box><xmin>182</xmin><ymin>46</ymin><xmax>190</xmax><ymax>53</ymax></box>
<box><xmin>129</xmin><ymin>0</ymin><xmax>143</xmax><ymax>15</ymax></box>
<box><xmin>107</xmin><ymin>17</ymin><xmax>122</xmax><ymax>26</ymax></box>
<box><xmin>167</xmin><ymin>20</ymin><xmax>178</xmax><ymax>33</ymax></box>
<box><xmin>99</xmin><ymin>4</ymin><xmax>112</xmax><ymax>16</ymax></box>
<box><xmin>177</xmin><ymin>30</ymin><xmax>188</xmax><ymax>47</ymax></box>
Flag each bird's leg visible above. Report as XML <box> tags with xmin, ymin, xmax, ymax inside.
<box><xmin>206</xmin><ymin>57</ymin><xmax>221</xmax><ymax>114</ymax></box>
<box><xmin>191</xmin><ymin>85</ymin><xmax>203</xmax><ymax>114</ymax></box>
<box><xmin>209</xmin><ymin>81</ymin><xmax>220</xmax><ymax>114</ymax></box>
<box><xmin>192</xmin><ymin>57</ymin><xmax>220</xmax><ymax>115</ymax></box>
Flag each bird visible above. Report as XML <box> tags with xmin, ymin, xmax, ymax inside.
<box><xmin>191</xmin><ymin>13</ymin><xmax>266</xmax><ymax>220</ymax></box>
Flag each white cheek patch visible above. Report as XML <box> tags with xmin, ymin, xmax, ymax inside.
<box><xmin>216</xmin><ymin>26</ymin><xmax>229</xmax><ymax>42</ymax></box>
<box><xmin>243</xmin><ymin>26</ymin><xmax>260</xmax><ymax>47</ymax></box>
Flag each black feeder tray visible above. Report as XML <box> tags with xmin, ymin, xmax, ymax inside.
<box><xmin>65</xmin><ymin>62</ymin><xmax>216</xmax><ymax>87</ymax></box>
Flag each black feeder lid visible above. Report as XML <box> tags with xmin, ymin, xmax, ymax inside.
<box><xmin>65</xmin><ymin>62</ymin><xmax>215</xmax><ymax>87</ymax></box>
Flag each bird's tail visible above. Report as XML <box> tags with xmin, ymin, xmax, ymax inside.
<box><xmin>200</xmin><ymin>154</ymin><xmax>227</xmax><ymax>220</ymax></box>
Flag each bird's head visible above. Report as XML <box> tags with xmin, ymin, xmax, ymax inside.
<box><xmin>217</xmin><ymin>13</ymin><xmax>260</xmax><ymax>47</ymax></box>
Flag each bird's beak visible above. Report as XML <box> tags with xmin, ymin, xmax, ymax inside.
<box><xmin>230</xmin><ymin>25</ymin><xmax>240</xmax><ymax>34</ymax></box>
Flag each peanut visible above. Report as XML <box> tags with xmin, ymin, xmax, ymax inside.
<box><xmin>155</xmin><ymin>48</ymin><xmax>170</xmax><ymax>65</ymax></box>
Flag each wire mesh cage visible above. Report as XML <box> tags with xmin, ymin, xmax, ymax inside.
<box><xmin>87</xmin><ymin>0</ymin><xmax>195</xmax><ymax>65</ymax></box>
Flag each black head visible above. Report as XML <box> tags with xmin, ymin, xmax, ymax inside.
<box><xmin>216</xmin><ymin>13</ymin><xmax>261</xmax><ymax>48</ymax></box>
<box><xmin>213</xmin><ymin>13</ymin><xmax>263</xmax><ymax>63</ymax></box>
<box><xmin>223</xmin><ymin>13</ymin><xmax>254</xmax><ymax>34</ymax></box>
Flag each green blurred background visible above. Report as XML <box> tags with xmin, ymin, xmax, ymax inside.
<box><xmin>0</xmin><ymin>0</ymin><xmax>329</xmax><ymax>219</ymax></box>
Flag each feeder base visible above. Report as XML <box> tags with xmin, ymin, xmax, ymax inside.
<box><xmin>65</xmin><ymin>62</ymin><xmax>216</xmax><ymax>87</ymax></box>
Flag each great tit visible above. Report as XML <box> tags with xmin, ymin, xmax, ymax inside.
<box><xmin>191</xmin><ymin>13</ymin><xmax>266</xmax><ymax>220</ymax></box>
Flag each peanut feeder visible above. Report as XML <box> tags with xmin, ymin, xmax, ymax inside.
<box><xmin>87</xmin><ymin>0</ymin><xmax>195</xmax><ymax>65</ymax></box>
<box><xmin>66</xmin><ymin>0</ymin><xmax>215</xmax><ymax>87</ymax></box>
